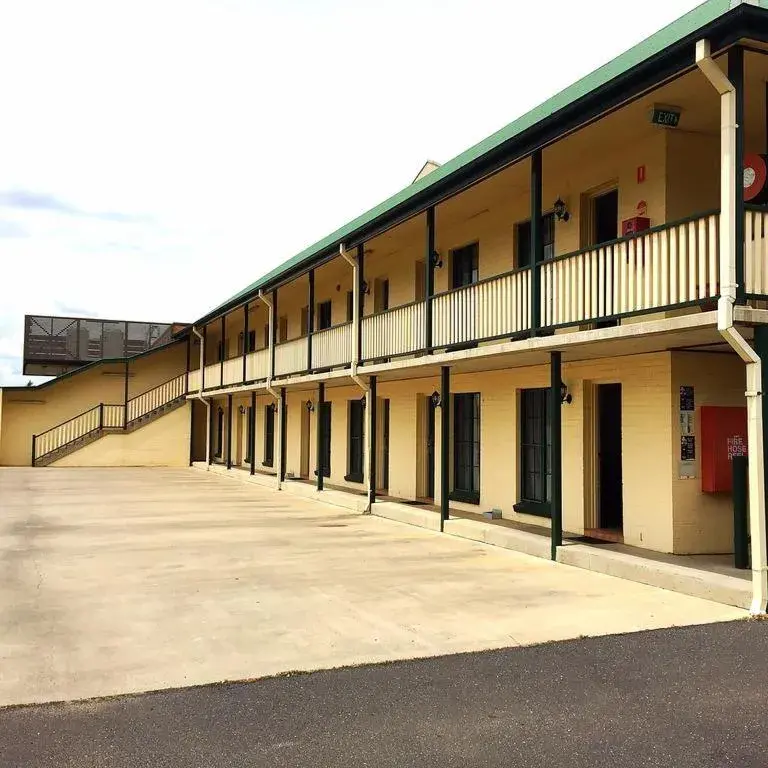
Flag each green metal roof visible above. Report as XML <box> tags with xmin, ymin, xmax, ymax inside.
<box><xmin>197</xmin><ymin>0</ymin><xmax>745</xmax><ymax>325</ymax></box>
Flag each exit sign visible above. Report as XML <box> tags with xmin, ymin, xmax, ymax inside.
<box><xmin>650</xmin><ymin>106</ymin><xmax>681</xmax><ymax>127</ymax></box>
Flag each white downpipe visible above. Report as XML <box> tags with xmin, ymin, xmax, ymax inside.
<box><xmin>258</xmin><ymin>290</ymin><xmax>280</xmax><ymax>400</ymax></box>
<box><xmin>191</xmin><ymin>326</ymin><xmax>211</xmax><ymax>466</ymax></box>
<box><xmin>697</xmin><ymin>39</ymin><xmax>767</xmax><ymax>615</ymax></box>
<box><xmin>340</xmin><ymin>243</ymin><xmax>372</xmax><ymax>501</ymax></box>
<box><xmin>340</xmin><ymin>243</ymin><xmax>369</xmax><ymax>393</ymax></box>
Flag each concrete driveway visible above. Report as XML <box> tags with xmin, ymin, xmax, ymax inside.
<box><xmin>0</xmin><ymin>468</ymin><xmax>744</xmax><ymax>706</ymax></box>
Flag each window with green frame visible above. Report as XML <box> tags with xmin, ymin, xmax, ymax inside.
<box><xmin>451</xmin><ymin>392</ymin><xmax>480</xmax><ymax>504</ymax></box>
<box><xmin>515</xmin><ymin>388</ymin><xmax>552</xmax><ymax>517</ymax></box>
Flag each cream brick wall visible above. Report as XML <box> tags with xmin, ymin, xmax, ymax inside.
<box><xmin>377</xmin><ymin>353</ymin><xmax>674</xmax><ymax>551</ymax></box>
<box><xmin>0</xmin><ymin>342</ymin><xmax>186</xmax><ymax>467</ymax></box>
<box><xmin>52</xmin><ymin>402</ymin><xmax>191</xmax><ymax>467</ymax></box>
<box><xmin>670</xmin><ymin>352</ymin><xmax>745</xmax><ymax>554</ymax></box>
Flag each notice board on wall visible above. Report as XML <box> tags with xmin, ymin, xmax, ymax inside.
<box><xmin>679</xmin><ymin>385</ymin><xmax>696</xmax><ymax>479</ymax></box>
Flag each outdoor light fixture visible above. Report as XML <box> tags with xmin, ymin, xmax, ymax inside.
<box><xmin>553</xmin><ymin>197</ymin><xmax>570</xmax><ymax>222</ymax></box>
<box><xmin>267</xmin><ymin>402</ymin><xmax>277</xmax><ymax>414</ymax></box>
<box><xmin>430</xmin><ymin>390</ymin><xmax>442</xmax><ymax>408</ymax></box>
<box><xmin>560</xmin><ymin>382</ymin><xmax>573</xmax><ymax>405</ymax></box>
<box><xmin>360</xmin><ymin>393</ymin><xmax>367</xmax><ymax>408</ymax></box>
<box><xmin>430</xmin><ymin>250</ymin><xmax>443</xmax><ymax>269</ymax></box>
<box><xmin>306</xmin><ymin>400</ymin><xmax>315</xmax><ymax>412</ymax></box>
<box><xmin>361</xmin><ymin>281</ymin><xmax>371</xmax><ymax>295</ymax></box>
<box><xmin>238</xmin><ymin>405</ymin><xmax>246</xmax><ymax>415</ymax></box>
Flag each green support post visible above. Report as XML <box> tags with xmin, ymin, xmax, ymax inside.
<box><xmin>733</xmin><ymin>455</ymin><xmax>749</xmax><ymax>569</ymax></box>
<box><xmin>440</xmin><ymin>366</ymin><xmax>450</xmax><ymax>531</ymax></box>
<box><xmin>550</xmin><ymin>351</ymin><xmax>563</xmax><ymax>560</ymax></box>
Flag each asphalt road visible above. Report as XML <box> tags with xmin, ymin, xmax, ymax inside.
<box><xmin>2</xmin><ymin>620</ymin><xmax>767</xmax><ymax>768</ymax></box>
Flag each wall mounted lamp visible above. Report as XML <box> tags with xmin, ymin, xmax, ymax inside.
<box><xmin>238</xmin><ymin>405</ymin><xmax>246</xmax><ymax>415</ymax></box>
<box><xmin>553</xmin><ymin>197</ymin><xmax>571</xmax><ymax>222</ymax></box>
<box><xmin>430</xmin><ymin>390</ymin><xmax>442</xmax><ymax>408</ymax></box>
<box><xmin>560</xmin><ymin>382</ymin><xmax>573</xmax><ymax>405</ymax></box>
<box><xmin>306</xmin><ymin>400</ymin><xmax>315</xmax><ymax>412</ymax></box>
<box><xmin>430</xmin><ymin>250</ymin><xmax>443</xmax><ymax>269</ymax></box>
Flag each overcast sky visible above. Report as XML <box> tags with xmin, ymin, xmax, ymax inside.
<box><xmin>0</xmin><ymin>0</ymin><xmax>703</xmax><ymax>386</ymax></box>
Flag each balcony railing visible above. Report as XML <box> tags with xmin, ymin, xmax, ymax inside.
<box><xmin>745</xmin><ymin>207</ymin><xmax>768</xmax><ymax>296</ymax></box>
<box><xmin>205</xmin><ymin>361</ymin><xmax>222</xmax><ymax>389</ymax></box>
<box><xmin>312</xmin><ymin>322</ymin><xmax>353</xmax><ymax>369</ymax></box>
<box><xmin>540</xmin><ymin>211</ymin><xmax>719</xmax><ymax>327</ymax></box>
<box><xmin>190</xmin><ymin>209</ymin><xmax>768</xmax><ymax>388</ymax></box>
<box><xmin>432</xmin><ymin>268</ymin><xmax>531</xmax><ymax>349</ymax></box>
<box><xmin>275</xmin><ymin>336</ymin><xmax>308</xmax><ymax>377</ymax></box>
<box><xmin>246</xmin><ymin>348</ymin><xmax>270</xmax><ymax>381</ymax></box>
<box><xmin>222</xmin><ymin>357</ymin><xmax>242</xmax><ymax>386</ymax></box>
<box><xmin>362</xmin><ymin>300</ymin><xmax>426</xmax><ymax>361</ymax></box>
<box><xmin>188</xmin><ymin>368</ymin><xmax>201</xmax><ymax>392</ymax></box>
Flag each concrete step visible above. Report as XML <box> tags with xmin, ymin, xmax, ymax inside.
<box><xmin>370</xmin><ymin>501</ymin><xmax>750</xmax><ymax>610</ymax></box>
<box><xmin>372</xmin><ymin>502</ymin><xmax>442</xmax><ymax>532</ymax></box>
<box><xmin>557</xmin><ymin>543</ymin><xmax>751</xmax><ymax>610</ymax></box>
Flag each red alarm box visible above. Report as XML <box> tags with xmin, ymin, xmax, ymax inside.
<box><xmin>622</xmin><ymin>217</ymin><xmax>650</xmax><ymax>236</ymax></box>
<box><xmin>700</xmin><ymin>406</ymin><xmax>748</xmax><ymax>493</ymax></box>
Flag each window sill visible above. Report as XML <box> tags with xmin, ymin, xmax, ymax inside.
<box><xmin>449</xmin><ymin>490</ymin><xmax>480</xmax><ymax>505</ymax></box>
<box><xmin>345</xmin><ymin>473</ymin><xmax>364</xmax><ymax>484</ymax></box>
<box><xmin>513</xmin><ymin>500</ymin><xmax>551</xmax><ymax>518</ymax></box>
<box><xmin>262</xmin><ymin>460</ymin><xmax>274</xmax><ymax>468</ymax></box>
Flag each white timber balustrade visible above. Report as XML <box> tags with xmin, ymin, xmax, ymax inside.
<box><xmin>274</xmin><ymin>337</ymin><xmax>308</xmax><ymax>376</ymax></box>
<box><xmin>103</xmin><ymin>404</ymin><xmax>126</xmax><ymax>429</ymax></box>
<box><xmin>432</xmin><ymin>269</ymin><xmax>531</xmax><ymax>349</ymax></box>
<box><xmin>33</xmin><ymin>405</ymin><xmax>101</xmax><ymax>462</ymax></box>
<box><xmin>187</xmin><ymin>368</ymin><xmax>201</xmax><ymax>392</ymax></box>
<box><xmin>222</xmin><ymin>357</ymin><xmax>242</xmax><ymax>386</ymax></box>
<box><xmin>362</xmin><ymin>301</ymin><xmax>426</xmax><ymax>360</ymax></box>
<box><xmin>540</xmin><ymin>212</ymin><xmax>719</xmax><ymax>328</ymax></box>
<box><xmin>312</xmin><ymin>323</ymin><xmax>353</xmax><ymax>369</ymax></box>
<box><xmin>204</xmin><ymin>362</ymin><xmax>222</xmax><ymax>389</ymax></box>
<box><xmin>127</xmin><ymin>374</ymin><xmax>186</xmax><ymax>423</ymax></box>
<box><xmin>745</xmin><ymin>208</ymin><xmax>768</xmax><ymax>296</ymax></box>
<box><xmin>245</xmin><ymin>348</ymin><xmax>270</xmax><ymax>381</ymax></box>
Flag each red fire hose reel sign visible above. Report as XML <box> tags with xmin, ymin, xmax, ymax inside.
<box><xmin>727</xmin><ymin>435</ymin><xmax>747</xmax><ymax>460</ymax></box>
<box><xmin>744</xmin><ymin>153</ymin><xmax>767</xmax><ymax>201</ymax></box>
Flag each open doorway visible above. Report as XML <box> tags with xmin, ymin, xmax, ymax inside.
<box><xmin>416</xmin><ymin>395</ymin><xmax>436</xmax><ymax>500</ymax></box>
<box><xmin>376</xmin><ymin>399</ymin><xmax>390</xmax><ymax>493</ymax></box>
<box><xmin>426</xmin><ymin>396</ymin><xmax>436</xmax><ymax>499</ymax></box>
<box><xmin>596</xmin><ymin>383</ymin><xmax>623</xmax><ymax>536</ymax></box>
<box><xmin>300</xmin><ymin>400</ymin><xmax>311</xmax><ymax>479</ymax></box>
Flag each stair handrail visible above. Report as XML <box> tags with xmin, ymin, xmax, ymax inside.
<box><xmin>127</xmin><ymin>372</ymin><xmax>187</xmax><ymax>404</ymax></box>
<box><xmin>33</xmin><ymin>403</ymin><xmax>102</xmax><ymax>442</ymax></box>
<box><xmin>126</xmin><ymin>373</ymin><xmax>187</xmax><ymax>423</ymax></box>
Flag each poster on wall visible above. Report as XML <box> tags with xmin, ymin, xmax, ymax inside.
<box><xmin>678</xmin><ymin>386</ymin><xmax>696</xmax><ymax>480</ymax></box>
<box><xmin>679</xmin><ymin>385</ymin><xmax>696</xmax><ymax>479</ymax></box>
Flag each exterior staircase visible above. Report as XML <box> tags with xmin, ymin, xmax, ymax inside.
<box><xmin>32</xmin><ymin>374</ymin><xmax>187</xmax><ymax>467</ymax></box>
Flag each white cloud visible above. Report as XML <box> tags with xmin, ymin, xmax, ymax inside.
<box><xmin>0</xmin><ymin>0</ymin><xmax>701</xmax><ymax>385</ymax></box>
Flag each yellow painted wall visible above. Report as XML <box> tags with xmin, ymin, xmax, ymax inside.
<box><xmin>0</xmin><ymin>342</ymin><xmax>186</xmax><ymax>466</ymax></box>
<box><xmin>665</xmin><ymin>130</ymin><xmax>720</xmax><ymax>222</ymax></box>
<box><xmin>670</xmin><ymin>351</ymin><xmax>745</xmax><ymax>554</ymax></box>
<box><xmin>127</xmin><ymin>342</ymin><xmax>187</xmax><ymax>398</ymax></box>
<box><xmin>52</xmin><ymin>402</ymin><xmax>191</xmax><ymax>467</ymax></box>
<box><xmin>377</xmin><ymin>353</ymin><xmax>674</xmax><ymax>551</ymax></box>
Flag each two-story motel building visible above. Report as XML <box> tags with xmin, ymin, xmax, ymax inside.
<box><xmin>3</xmin><ymin>0</ymin><xmax>768</xmax><ymax>611</ymax></box>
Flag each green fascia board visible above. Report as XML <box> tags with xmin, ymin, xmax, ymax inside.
<box><xmin>198</xmin><ymin>0</ymin><xmax>737</xmax><ymax>325</ymax></box>
<box><xmin>3</xmin><ymin>337</ymin><xmax>185</xmax><ymax>393</ymax></box>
